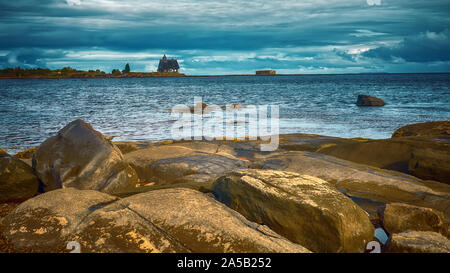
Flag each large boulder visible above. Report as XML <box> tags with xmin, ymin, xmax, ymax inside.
<box><xmin>317</xmin><ymin>136</ymin><xmax>450</xmax><ymax>184</ymax></box>
<box><xmin>174</xmin><ymin>134</ymin><xmax>367</xmax><ymax>162</ymax></box>
<box><xmin>73</xmin><ymin>201</ymin><xmax>189</xmax><ymax>253</ymax></box>
<box><xmin>0</xmin><ymin>156</ymin><xmax>39</xmax><ymax>202</ymax></box>
<box><xmin>14</xmin><ymin>147</ymin><xmax>37</xmax><ymax>160</ymax></box>
<box><xmin>0</xmin><ymin>188</ymin><xmax>310</xmax><ymax>253</ymax></box>
<box><xmin>253</xmin><ymin>151</ymin><xmax>450</xmax><ymax>222</ymax></box>
<box><xmin>124</xmin><ymin>145</ymin><xmax>248</xmax><ymax>193</ymax></box>
<box><xmin>408</xmin><ymin>145</ymin><xmax>450</xmax><ymax>184</ymax></box>
<box><xmin>392</xmin><ymin>121</ymin><xmax>450</xmax><ymax>138</ymax></box>
<box><xmin>317</xmin><ymin>139</ymin><xmax>413</xmax><ymax>173</ymax></box>
<box><xmin>379</xmin><ymin>203</ymin><xmax>448</xmax><ymax>237</ymax></box>
<box><xmin>32</xmin><ymin>119</ymin><xmax>138</xmax><ymax>194</ymax></box>
<box><xmin>125</xmin><ymin>145</ymin><xmax>203</xmax><ymax>179</ymax></box>
<box><xmin>0</xmin><ymin>188</ymin><xmax>185</xmax><ymax>253</ymax></box>
<box><xmin>356</xmin><ymin>95</ymin><xmax>386</xmax><ymax>106</ymax></box>
<box><xmin>148</xmin><ymin>154</ymin><xmax>248</xmax><ymax>186</ymax></box>
<box><xmin>0</xmin><ymin>188</ymin><xmax>118</xmax><ymax>252</ymax></box>
<box><xmin>386</xmin><ymin>231</ymin><xmax>450</xmax><ymax>253</ymax></box>
<box><xmin>212</xmin><ymin>169</ymin><xmax>374</xmax><ymax>253</ymax></box>
<box><xmin>115</xmin><ymin>188</ymin><xmax>310</xmax><ymax>253</ymax></box>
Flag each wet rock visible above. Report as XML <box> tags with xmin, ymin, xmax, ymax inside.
<box><xmin>33</xmin><ymin>119</ymin><xmax>139</xmax><ymax>194</ymax></box>
<box><xmin>1</xmin><ymin>188</ymin><xmax>310</xmax><ymax>253</ymax></box>
<box><xmin>392</xmin><ymin>121</ymin><xmax>450</xmax><ymax>138</ymax></box>
<box><xmin>379</xmin><ymin>203</ymin><xmax>448</xmax><ymax>237</ymax></box>
<box><xmin>0</xmin><ymin>156</ymin><xmax>39</xmax><ymax>202</ymax></box>
<box><xmin>386</xmin><ymin>231</ymin><xmax>450</xmax><ymax>253</ymax></box>
<box><xmin>356</xmin><ymin>94</ymin><xmax>386</xmax><ymax>106</ymax></box>
<box><xmin>253</xmin><ymin>151</ymin><xmax>450</xmax><ymax>222</ymax></box>
<box><xmin>212</xmin><ymin>169</ymin><xmax>374</xmax><ymax>253</ymax></box>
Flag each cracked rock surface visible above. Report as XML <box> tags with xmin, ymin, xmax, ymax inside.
<box><xmin>0</xmin><ymin>188</ymin><xmax>310</xmax><ymax>253</ymax></box>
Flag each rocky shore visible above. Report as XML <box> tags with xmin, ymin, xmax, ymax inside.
<box><xmin>1</xmin><ymin>120</ymin><xmax>449</xmax><ymax>253</ymax></box>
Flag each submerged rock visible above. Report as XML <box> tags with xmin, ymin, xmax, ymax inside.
<box><xmin>32</xmin><ymin>119</ymin><xmax>138</xmax><ymax>194</ymax></box>
<box><xmin>392</xmin><ymin>121</ymin><xmax>450</xmax><ymax>138</ymax></box>
<box><xmin>0</xmin><ymin>156</ymin><xmax>39</xmax><ymax>202</ymax></box>
<box><xmin>379</xmin><ymin>203</ymin><xmax>448</xmax><ymax>237</ymax></box>
<box><xmin>212</xmin><ymin>169</ymin><xmax>374</xmax><ymax>253</ymax></box>
<box><xmin>356</xmin><ymin>94</ymin><xmax>386</xmax><ymax>106</ymax></box>
<box><xmin>386</xmin><ymin>231</ymin><xmax>450</xmax><ymax>253</ymax></box>
<box><xmin>0</xmin><ymin>188</ymin><xmax>310</xmax><ymax>253</ymax></box>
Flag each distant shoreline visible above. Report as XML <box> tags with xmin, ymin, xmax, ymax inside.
<box><xmin>1</xmin><ymin>72</ymin><xmax>450</xmax><ymax>79</ymax></box>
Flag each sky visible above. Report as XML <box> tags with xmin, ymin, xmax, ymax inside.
<box><xmin>0</xmin><ymin>0</ymin><xmax>449</xmax><ymax>75</ymax></box>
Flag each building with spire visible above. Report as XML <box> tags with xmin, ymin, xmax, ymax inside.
<box><xmin>157</xmin><ymin>54</ymin><xmax>180</xmax><ymax>72</ymax></box>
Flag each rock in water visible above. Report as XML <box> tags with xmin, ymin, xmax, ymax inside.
<box><xmin>212</xmin><ymin>169</ymin><xmax>374</xmax><ymax>253</ymax></box>
<box><xmin>379</xmin><ymin>203</ymin><xmax>448</xmax><ymax>237</ymax></box>
<box><xmin>356</xmin><ymin>94</ymin><xmax>386</xmax><ymax>106</ymax></box>
<box><xmin>32</xmin><ymin>119</ymin><xmax>138</xmax><ymax>194</ymax></box>
<box><xmin>1</xmin><ymin>188</ymin><xmax>310</xmax><ymax>253</ymax></box>
<box><xmin>0</xmin><ymin>156</ymin><xmax>39</xmax><ymax>202</ymax></box>
<box><xmin>392</xmin><ymin>121</ymin><xmax>450</xmax><ymax>138</ymax></box>
<box><xmin>386</xmin><ymin>231</ymin><xmax>450</xmax><ymax>253</ymax></box>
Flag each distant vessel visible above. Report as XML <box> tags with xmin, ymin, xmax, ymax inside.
<box><xmin>256</xmin><ymin>70</ymin><xmax>276</xmax><ymax>75</ymax></box>
<box><xmin>157</xmin><ymin>55</ymin><xmax>180</xmax><ymax>73</ymax></box>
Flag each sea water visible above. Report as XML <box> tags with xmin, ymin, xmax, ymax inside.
<box><xmin>1</xmin><ymin>73</ymin><xmax>449</xmax><ymax>153</ymax></box>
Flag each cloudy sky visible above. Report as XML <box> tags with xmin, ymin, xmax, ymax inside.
<box><xmin>0</xmin><ymin>0</ymin><xmax>449</xmax><ymax>74</ymax></box>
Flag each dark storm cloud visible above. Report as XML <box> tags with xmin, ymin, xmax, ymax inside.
<box><xmin>0</xmin><ymin>48</ymin><xmax>66</xmax><ymax>68</ymax></box>
<box><xmin>1</xmin><ymin>0</ymin><xmax>450</xmax><ymax>73</ymax></box>
<box><xmin>363</xmin><ymin>29</ymin><xmax>450</xmax><ymax>62</ymax></box>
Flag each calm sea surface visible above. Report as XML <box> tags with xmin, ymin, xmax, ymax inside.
<box><xmin>1</xmin><ymin>74</ymin><xmax>449</xmax><ymax>153</ymax></box>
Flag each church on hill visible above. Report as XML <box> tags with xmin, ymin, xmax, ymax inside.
<box><xmin>157</xmin><ymin>55</ymin><xmax>180</xmax><ymax>72</ymax></box>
